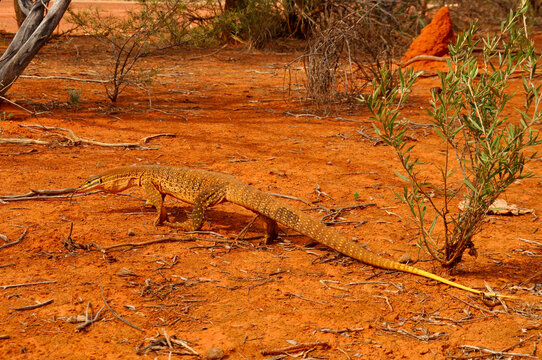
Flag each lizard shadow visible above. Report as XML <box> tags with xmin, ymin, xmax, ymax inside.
<box><xmin>168</xmin><ymin>204</ymin><xmax>269</xmax><ymax>234</ymax></box>
<box><xmin>113</xmin><ymin>204</ymin><xmax>269</xmax><ymax>235</ymax></box>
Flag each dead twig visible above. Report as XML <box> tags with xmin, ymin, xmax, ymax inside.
<box><xmin>11</xmin><ymin>298</ymin><xmax>54</xmax><ymax>311</ymax></box>
<box><xmin>448</xmin><ymin>294</ymin><xmax>499</xmax><ymax>317</ymax></box>
<box><xmin>0</xmin><ymin>229</ymin><xmax>27</xmax><ymax>250</ymax></box>
<box><xmin>313</xmin><ymin>183</ymin><xmax>334</xmax><ymax>201</ymax></box>
<box><xmin>136</xmin><ymin>333</ymin><xmax>200</xmax><ymax>356</ymax></box>
<box><xmin>99</xmin><ymin>284</ymin><xmax>144</xmax><ymax>332</ymax></box>
<box><xmin>18</xmin><ymin>123</ymin><xmax>156</xmax><ymax>149</ymax></box>
<box><xmin>0</xmin><ymin>187</ymin><xmax>91</xmax><ymax>203</ymax></box>
<box><xmin>233</xmin><ymin>215</ymin><xmax>260</xmax><ymax>243</ymax></box>
<box><xmin>373</xmin><ymin>295</ymin><xmax>393</xmax><ymax>312</ymax></box>
<box><xmin>102</xmin><ymin>236</ymin><xmax>197</xmax><ymax>251</ymax></box>
<box><xmin>316</xmin><ymin>327</ymin><xmax>364</xmax><ymax>334</ymax></box>
<box><xmin>450</xmin><ymin>335</ymin><xmax>538</xmax><ymax>359</ymax></box>
<box><xmin>0</xmin><ymin>280</ymin><xmax>56</xmax><ymax>290</ymax></box>
<box><xmin>285</xmin><ymin>291</ymin><xmax>325</xmax><ymax>305</ymax></box>
<box><xmin>140</xmin><ymin>133</ymin><xmax>176</xmax><ymax>143</ymax></box>
<box><xmin>0</xmin><ymin>138</ymin><xmax>49</xmax><ymax>145</ymax></box>
<box><xmin>268</xmin><ymin>192</ymin><xmax>313</xmax><ymax>207</ymax></box>
<box><xmin>380</xmin><ymin>323</ymin><xmax>448</xmax><ymax>342</ymax></box>
<box><xmin>0</xmin><ymin>149</ymin><xmax>37</xmax><ymax>156</ymax></box>
<box><xmin>261</xmin><ymin>341</ymin><xmax>330</xmax><ymax>356</ymax></box>
<box><xmin>20</xmin><ymin>74</ymin><xmax>109</xmax><ymax>83</ymax></box>
<box><xmin>357</xmin><ymin>127</ymin><xmax>384</xmax><ymax>146</ymax></box>
<box><xmin>320</xmin><ymin>203</ymin><xmax>376</xmax><ymax>226</ymax></box>
<box><xmin>519</xmin><ymin>270</ymin><xmax>542</xmax><ymax>285</ymax></box>
<box><xmin>61</xmin><ymin>223</ymin><xmax>97</xmax><ymax>252</ymax></box>
<box><xmin>76</xmin><ymin>302</ymin><xmax>106</xmax><ymax>332</ymax></box>
<box><xmin>0</xmin><ymin>95</ymin><xmax>36</xmax><ymax>115</ymax></box>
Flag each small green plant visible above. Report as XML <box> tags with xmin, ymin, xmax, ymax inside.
<box><xmin>67</xmin><ymin>84</ymin><xmax>83</xmax><ymax>109</ymax></box>
<box><xmin>0</xmin><ymin>112</ymin><xmax>13</xmax><ymax>121</ymax></box>
<box><xmin>366</xmin><ymin>0</ymin><xmax>541</xmax><ymax>268</ymax></box>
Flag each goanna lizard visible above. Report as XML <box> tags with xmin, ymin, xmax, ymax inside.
<box><xmin>77</xmin><ymin>165</ymin><xmax>511</xmax><ymax>298</ymax></box>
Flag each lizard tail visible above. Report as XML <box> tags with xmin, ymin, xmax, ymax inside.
<box><xmin>229</xmin><ymin>185</ymin><xmax>514</xmax><ymax>298</ymax></box>
<box><xmin>314</xmin><ymin>223</ymin><xmax>515</xmax><ymax>299</ymax></box>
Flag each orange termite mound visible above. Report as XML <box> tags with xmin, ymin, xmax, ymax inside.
<box><xmin>402</xmin><ymin>7</ymin><xmax>454</xmax><ymax>62</ymax></box>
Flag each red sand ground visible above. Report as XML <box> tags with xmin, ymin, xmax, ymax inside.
<box><xmin>0</xmin><ymin>2</ymin><xmax>541</xmax><ymax>360</ymax></box>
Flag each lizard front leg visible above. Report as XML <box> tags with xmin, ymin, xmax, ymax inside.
<box><xmin>165</xmin><ymin>184</ymin><xmax>227</xmax><ymax>231</ymax></box>
<box><xmin>141</xmin><ymin>180</ymin><xmax>167</xmax><ymax>226</ymax></box>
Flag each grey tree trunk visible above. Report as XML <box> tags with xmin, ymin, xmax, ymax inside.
<box><xmin>14</xmin><ymin>0</ymin><xmax>32</xmax><ymax>27</ymax></box>
<box><xmin>0</xmin><ymin>0</ymin><xmax>71</xmax><ymax>97</ymax></box>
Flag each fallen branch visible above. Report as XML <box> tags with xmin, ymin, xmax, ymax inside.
<box><xmin>320</xmin><ymin>203</ymin><xmax>376</xmax><ymax>226</ymax></box>
<box><xmin>0</xmin><ymin>187</ymin><xmax>88</xmax><ymax>203</ymax></box>
<box><xmin>0</xmin><ymin>138</ymin><xmax>48</xmax><ymax>145</ymax></box>
<box><xmin>1</xmin><ymin>124</ymin><xmax>175</xmax><ymax>150</ymax></box>
<box><xmin>0</xmin><ymin>95</ymin><xmax>36</xmax><ymax>115</ymax></box>
<box><xmin>136</xmin><ymin>333</ymin><xmax>200</xmax><ymax>356</ymax></box>
<box><xmin>261</xmin><ymin>341</ymin><xmax>330</xmax><ymax>356</ymax></box>
<box><xmin>0</xmin><ymin>280</ymin><xmax>56</xmax><ymax>290</ymax></box>
<box><xmin>102</xmin><ymin>236</ymin><xmax>198</xmax><ymax>251</ymax></box>
<box><xmin>285</xmin><ymin>291</ymin><xmax>325</xmax><ymax>305</ymax></box>
<box><xmin>0</xmin><ymin>188</ymin><xmax>145</xmax><ymax>203</ymax></box>
<box><xmin>11</xmin><ymin>298</ymin><xmax>54</xmax><ymax>311</ymax></box>
<box><xmin>140</xmin><ymin>133</ymin><xmax>176</xmax><ymax>143</ymax></box>
<box><xmin>76</xmin><ymin>302</ymin><xmax>106</xmax><ymax>332</ymax></box>
<box><xmin>0</xmin><ymin>148</ymin><xmax>37</xmax><ymax>156</ymax></box>
<box><xmin>0</xmin><ymin>228</ymin><xmax>27</xmax><ymax>250</ymax></box>
<box><xmin>268</xmin><ymin>192</ymin><xmax>313</xmax><ymax>207</ymax></box>
<box><xmin>380</xmin><ymin>323</ymin><xmax>448</xmax><ymax>342</ymax></box>
<box><xmin>19</xmin><ymin>74</ymin><xmax>109</xmax><ymax>83</ymax></box>
<box><xmin>18</xmin><ymin>124</ymin><xmax>159</xmax><ymax>149</ymax></box>
<box><xmin>61</xmin><ymin>223</ymin><xmax>96</xmax><ymax>252</ymax></box>
<box><xmin>99</xmin><ymin>284</ymin><xmax>144</xmax><ymax>332</ymax></box>
<box><xmin>450</xmin><ymin>335</ymin><xmax>538</xmax><ymax>359</ymax></box>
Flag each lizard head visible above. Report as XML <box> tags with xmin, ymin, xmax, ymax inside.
<box><xmin>77</xmin><ymin>168</ymin><xmax>140</xmax><ymax>193</ymax></box>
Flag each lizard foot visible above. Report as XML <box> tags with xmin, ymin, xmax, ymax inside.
<box><xmin>164</xmin><ymin>220</ymin><xmax>195</xmax><ymax>231</ymax></box>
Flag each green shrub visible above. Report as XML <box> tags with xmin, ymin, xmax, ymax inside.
<box><xmin>367</xmin><ymin>0</ymin><xmax>541</xmax><ymax>267</ymax></box>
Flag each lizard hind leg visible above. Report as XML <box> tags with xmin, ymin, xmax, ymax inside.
<box><xmin>262</xmin><ymin>216</ymin><xmax>280</xmax><ymax>245</ymax></box>
<box><xmin>165</xmin><ymin>184</ymin><xmax>227</xmax><ymax>231</ymax></box>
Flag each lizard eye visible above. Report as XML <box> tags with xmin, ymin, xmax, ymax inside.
<box><xmin>99</xmin><ymin>178</ymin><xmax>103</xmax><ymax>184</ymax></box>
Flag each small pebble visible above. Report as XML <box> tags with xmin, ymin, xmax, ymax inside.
<box><xmin>116</xmin><ymin>267</ymin><xmax>137</xmax><ymax>277</ymax></box>
<box><xmin>398</xmin><ymin>253</ymin><xmax>411</xmax><ymax>264</ymax></box>
<box><xmin>205</xmin><ymin>347</ymin><xmax>224</xmax><ymax>360</ymax></box>
<box><xmin>127</xmin><ymin>229</ymin><xmax>135</xmax><ymax>236</ymax></box>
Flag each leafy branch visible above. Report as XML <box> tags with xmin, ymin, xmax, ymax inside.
<box><xmin>367</xmin><ymin>0</ymin><xmax>541</xmax><ymax>268</ymax></box>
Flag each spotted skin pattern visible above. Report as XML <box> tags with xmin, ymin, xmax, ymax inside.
<box><xmin>78</xmin><ymin>165</ymin><xmax>511</xmax><ymax>298</ymax></box>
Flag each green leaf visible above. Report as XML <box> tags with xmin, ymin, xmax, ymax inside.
<box><xmin>393</xmin><ymin>169</ymin><xmax>410</xmax><ymax>183</ymax></box>
<box><xmin>464</xmin><ymin>179</ymin><xmax>477</xmax><ymax>193</ymax></box>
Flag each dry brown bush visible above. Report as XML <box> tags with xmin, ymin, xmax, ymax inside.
<box><xmin>300</xmin><ymin>0</ymin><xmax>423</xmax><ymax>105</ymax></box>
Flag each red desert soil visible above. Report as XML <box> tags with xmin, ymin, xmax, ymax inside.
<box><xmin>0</xmin><ymin>4</ymin><xmax>541</xmax><ymax>360</ymax></box>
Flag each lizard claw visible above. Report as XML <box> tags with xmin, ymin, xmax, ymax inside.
<box><xmin>164</xmin><ymin>220</ymin><xmax>194</xmax><ymax>231</ymax></box>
